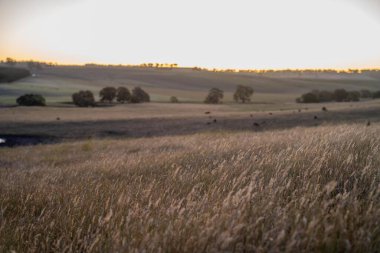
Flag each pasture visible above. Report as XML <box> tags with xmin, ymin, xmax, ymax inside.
<box><xmin>2</xmin><ymin>0</ymin><xmax>380</xmax><ymax>251</ymax></box>
<box><xmin>0</xmin><ymin>119</ymin><xmax>379</xmax><ymax>252</ymax></box>
<box><xmin>0</xmin><ymin>101</ymin><xmax>379</xmax><ymax>140</ymax></box>
<box><xmin>1</xmin><ymin>65</ymin><xmax>380</xmax><ymax>104</ymax></box>
<box><xmin>0</xmin><ymin>66</ymin><xmax>380</xmax><ymax>252</ymax></box>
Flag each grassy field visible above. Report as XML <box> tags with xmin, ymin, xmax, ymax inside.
<box><xmin>1</xmin><ymin>66</ymin><xmax>380</xmax><ymax>252</ymax></box>
<box><xmin>0</xmin><ymin>123</ymin><xmax>379</xmax><ymax>252</ymax></box>
<box><xmin>0</xmin><ymin>101</ymin><xmax>379</xmax><ymax>140</ymax></box>
<box><xmin>1</xmin><ymin>65</ymin><xmax>380</xmax><ymax>104</ymax></box>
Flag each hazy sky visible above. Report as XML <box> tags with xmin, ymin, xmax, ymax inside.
<box><xmin>1</xmin><ymin>0</ymin><xmax>380</xmax><ymax>69</ymax></box>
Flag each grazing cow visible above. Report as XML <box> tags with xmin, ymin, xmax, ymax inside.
<box><xmin>269</xmin><ymin>112</ymin><xmax>273</xmax><ymax>115</ymax></box>
<box><xmin>367</xmin><ymin>120</ymin><xmax>371</xmax><ymax>127</ymax></box>
<box><xmin>213</xmin><ymin>119</ymin><xmax>217</xmax><ymax>123</ymax></box>
<box><xmin>322</xmin><ymin>107</ymin><xmax>327</xmax><ymax>112</ymax></box>
<box><xmin>253</xmin><ymin>122</ymin><xmax>260</xmax><ymax>127</ymax></box>
<box><xmin>56</xmin><ymin>117</ymin><xmax>60</xmax><ymax>121</ymax></box>
<box><xmin>205</xmin><ymin>111</ymin><xmax>211</xmax><ymax>114</ymax></box>
<box><xmin>314</xmin><ymin>115</ymin><xmax>318</xmax><ymax>120</ymax></box>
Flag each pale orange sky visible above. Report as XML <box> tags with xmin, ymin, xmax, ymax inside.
<box><xmin>1</xmin><ymin>0</ymin><xmax>380</xmax><ymax>69</ymax></box>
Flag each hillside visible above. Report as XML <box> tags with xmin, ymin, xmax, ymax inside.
<box><xmin>1</xmin><ymin>123</ymin><xmax>379</xmax><ymax>252</ymax></box>
<box><xmin>0</xmin><ymin>65</ymin><xmax>380</xmax><ymax>104</ymax></box>
<box><xmin>0</xmin><ymin>67</ymin><xmax>30</xmax><ymax>83</ymax></box>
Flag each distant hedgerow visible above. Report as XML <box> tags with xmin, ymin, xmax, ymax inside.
<box><xmin>297</xmin><ymin>89</ymin><xmax>364</xmax><ymax>103</ymax></box>
<box><xmin>16</xmin><ymin>94</ymin><xmax>46</xmax><ymax>106</ymax></box>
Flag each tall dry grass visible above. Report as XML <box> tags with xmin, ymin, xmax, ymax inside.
<box><xmin>0</xmin><ymin>124</ymin><xmax>379</xmax><ymax>252</ymax></box>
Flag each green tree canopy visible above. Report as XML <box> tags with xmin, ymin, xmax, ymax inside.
<box><xmin>16</xmin><ymin>94</ymin><xmax>46</xmax><ymax>106</ymax></box>
<box><xmin>233</xmin><ymin>85</ymin><xmax>254</xmax><ymax>103</ymax></box>
<box><xmin>99</xmin><ymin>87</ymin><xmax>117</xmax><ymax>103</ymax></box>
<box><xmin>334</xmin><ymin>89</ymin><xmax>348</xmax><ymax>102</ymax></box>
<box><xmin>204</xmin><ymin>88</ymin><xmax>224</xmax><ymax>104</ymax></box>
<box><xmin>72</xmin><ymin>90</ymin><xmax>96</xmax><ymax>107</ymax></box>
<box><xmin>116</xmin><ymin>87</ymin><xmax>131</xmax><ymax>103</ymax></box>
<box><xmin>131</xmin><ymin>87</ymin><xmax>150</xmax><ymax>103</ymax></box>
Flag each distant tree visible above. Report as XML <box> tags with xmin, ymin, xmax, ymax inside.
<box><xmin>72</xmin><ymin>90</ymin><xmax>96</xmax><ymax>107</ymax></box>
<box><xmin>16</xmin><ymin>94</ymin><xmax>46</xmax><ymax>106</ymax></box>
<box><xmin>360</xmin><ymin>89</ymin><xmax>372</xmax><ymax>98</ymax></box>
<box><xmin>372</xmin><ymin>91</ymin><xmax>380</xmax><ymax>99</ymax></box>
<box><xmin>347</xmin><ymin>91</ymin><xmax>360</xmax><ymax>102</ymax></box>
<box><xmin>116</xmin><ymin>87</ymin><xmax>131</xmax><ymax>103</ymax></box>
<box><xmin>131</xmin><ymin>87</ymin><xmax>150</xmax><ymax>103</ymax></box>
<box><xmin>5</xmin><ymin>57</ymin><xmax>16</xmax><ymax>67</ymax></box>
<box><xmin>170</xmin><ymin>96</ymin><xmax>179</xmax><ymax>103</ymax></box>
<box><xmin>233</xmin><ymin>85</ymin><xmax>254</xmax><ymax>103</ymax></box>
<box><xmin>204</xmin><ymin>88</ymin><xmax>224</xmax><ymax>104</ymax></box>
<box><xmin>300</xmin><ymin>92</ymin><xmax>319</xmax><ymax>103</ymax></box>
<box><xmin>99</xmin><ymin>87</ymin><xmax>117</xmax><ymax>103</ymax></box>
<box><xmin>333</xmin><ymin>89</ymin><xmax>348</xmax><ymax>102</ymax></box>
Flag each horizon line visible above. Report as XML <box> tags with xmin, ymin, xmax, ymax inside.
<box><xmin>2</xmin><ymin>57</ymin><xmax>380</xmax><ymax>72</ymax></box>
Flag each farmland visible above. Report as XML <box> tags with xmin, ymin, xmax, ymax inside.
<box><xmin>1</xmin><ymin>65</ymin><xmax>380</xmax><ymax>252</ymax></box>
<box><xmin>1</xmin><ymin>65</ymin><xmax>380</xmax><ymax>104</ymax></box>
<box><xmin>0</xmin><ymin>120</ymin><xmax>379</xmax><ymax>252</ymax></box>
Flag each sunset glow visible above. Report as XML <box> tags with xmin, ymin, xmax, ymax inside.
<box><xmin>1</xmin><ymin>0</ymin><xmax>380</xmax><ymax>69</ymax></box>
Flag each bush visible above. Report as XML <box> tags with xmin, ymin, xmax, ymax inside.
<box><xmin>233</xmin><ymin>85</ymin><xmax>254</xmax><ymax>103</ymax></box>
<box><xmin>170</xmin><ymin>96</ymin><xmax>179</xmax><ymax>103</ymax></box>
<box><xmin>318</xmin><ymin>90</ymin><xmax>334</xmax><ymax>102</ymax></box>
<box><xmin>116</xmin><ymin>87</ymin><xmax>131</xmax><ymax>103</ymax></box>
<box><xmin>297</xmin><ymin>89</ymin><xmax>363</xmax><ymax>103</ymax></box>
<box><xmin>131</xmin><ymin>87</ymin><xmax>150</xmax><ymax>103</ymax></box>
<box><xmin>16</xmin><ymin>94</ymin><xmax>46</xmax><ymax>106</ymax></box>
<box><xmin>334</xmin><ymin>89</ymin><xmax>348</xmax><ymax>102</ymax></box>
<box><xmin>346</xmin><ymin>91</ymin><xmax>360</xmax><ymax>102</ymax></box>
<box><xmin>299</xmin><ymin>92</ymin><xmax>319</xmax><ymax>103</ymax></box>
<box><xmin>360</xmin><ymin>90</ymin><xmax>372</xmax><ymax>98</ymax></box>
<box><xmin>204</xmin><ymin>88</ymin><xmax>224</xmax><ymax>104</ymax></box>
<box><xmin>72</xmin><ymin>90</ymin><xmax>96</xmax><ymax>107</ymax></box>
<box><xmin>99</xmin><ymin>87</ymin><xmax>117</xmax><ymax>103</ymax></box>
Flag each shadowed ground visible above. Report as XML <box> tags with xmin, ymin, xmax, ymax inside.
<box><xmin>1</xmin><ymin>103</ymin><xmax>378</xmax><ymax>145</ymax></box>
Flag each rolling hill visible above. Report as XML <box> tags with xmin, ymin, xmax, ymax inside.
<box><xmin>1</xmin><ymin>65</ymin><xmax>380</xmax><ymax>104</ymax></box>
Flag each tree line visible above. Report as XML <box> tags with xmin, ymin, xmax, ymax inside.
<box><xmin>72</xmin><ymin>86</ymin><xmax>150</xmax><ymax>107</ymax></box>
<box><xmin>15</xmin><ymin>87</ymin><xmax>150</xmax><ymax>107</ymax></box>
<box><xmin>2</xmin><ymin>57</ymin><xmax>49</xmax><ymax>69</ymax></box>
<box><xmin>17</xmin><ymin>85</ymin><xmax>380</xmax><ymax>106</ymax></box>
<box><xmin>296</xmin><ymin>89</ymin><xmax>380</xmax><ymax>103</ymax></box>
